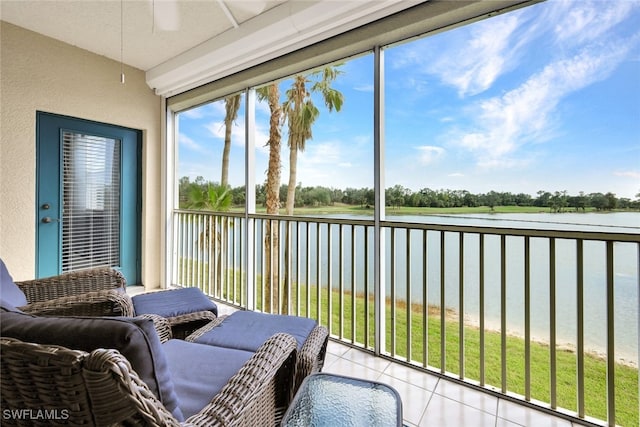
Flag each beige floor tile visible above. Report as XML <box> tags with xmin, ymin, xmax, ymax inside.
<box><xmin>378</xmin><ymin>373</ymin><xmax>432</xmax><ymax>426</ymax></box>
<box><xmin>497</xmin><ymin>400</ymin><xmax>572</xmax><ymax>427</ymax></box>
<box><xmin>496</xmin><ymin>417</ymin><xmax>525</xmax><ymax>427</ymax></box>
<box><xmin>383</xmin><ymin>362</ymin><xmax>440</xmax><ymax>391</ymax></box>
<box><xmin>340</xmin><ymin>347</ymin><xmax>391</xmax><ymax>372</ymax></box>
<box><xmin>420</xmin><ymin>394</ymin><xmax>497</xmax><ymax>427</ymax></box>
<box><xmin>323</xmin><ymin>356</ymin><xmax>383</xmax><ymax>383</ymax></box>
<box><xmin>326</xmin><ymin>340</ymin><xmax>350</xmax><ymax>357</ymax></box>
<box><xmin>322</xmin><ymin>352</ymin><xmax>341</xmax><ymax>368</ymax></box>
<box><xmin>435</xmin><ymin>379</ymin><xmax>499</xmax><ymax>415</ymax></box>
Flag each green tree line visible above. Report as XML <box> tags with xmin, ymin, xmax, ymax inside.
<box><xmin>179</xmin><ymin>177</ymin><xmax>640</xmax><ymax>212</ymax></box>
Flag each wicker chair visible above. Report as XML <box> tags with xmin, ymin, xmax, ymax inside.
<box><xmin>13</xmin><ymin>267</ymin><xmax>133</xmax><ymax>317</ymax></box>
<box><xmin>2</xmin><ymin>260</ymin><xmax>217</xmax><ymax>337</ymax></box>
<box><xmin>0</xmin><ymin>316</ymin><xmax>298</xmax><ymax>426</ymax></box>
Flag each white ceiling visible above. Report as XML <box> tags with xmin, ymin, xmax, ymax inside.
<box><xmin>0</xmin><ymin>0</ymin><xmax>287</xmax><ymax>71</ymax></box>
<box><xmin>1</xmin><ymin>0</ymin><xmax>427</xmax><ymax>95</ymax></box>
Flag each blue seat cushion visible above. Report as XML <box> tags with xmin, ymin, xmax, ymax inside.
<box><xmin>0</xmin><ymin>311</ymin><xmax>184</xmax><ymax>421</ymax></box>
<box><xmin>132</xmin><ymin>287</ymin><xmax>218</xmax><ymax>318</ymax></box>
<box><xmin>193</xmin><ymin>310</ymin><xmax>317</xmax><ymax>351</ymax></box>
<box><xmin>162</xmin><ymin>339</ymin><xmax>254</xmax><ymax>419</ymax></box>
<box><xmin>0</xmin><ymin>258</ymin><xmax>28</xmax><ymax>308</ymax></box>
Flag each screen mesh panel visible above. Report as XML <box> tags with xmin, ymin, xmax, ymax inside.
<box><xmin>61</xmin><ymin>131</ymin><xmax>121</xmax><ymax>272</ymax></box>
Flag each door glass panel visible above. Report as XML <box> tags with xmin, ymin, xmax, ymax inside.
<box><xmin>61</xmin><ymin>131</ymin><xmax>121</xmax><ymax>272</ymax></box>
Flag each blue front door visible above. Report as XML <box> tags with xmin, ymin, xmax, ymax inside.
<box><xmin>36</xmin><ymin>112</ymin><xmax>141</xmax><ymax>285</ymax></box>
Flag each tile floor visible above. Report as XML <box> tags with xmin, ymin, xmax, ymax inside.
<box><xmin>322</xmin><ymin>340</ymin><xmax>588</xmax><ymax>427</ymax></box>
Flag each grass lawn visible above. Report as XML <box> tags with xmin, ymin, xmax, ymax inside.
<box><xmin>258</xmin><ymin>283</ymin><xmax>638</xmax><ymax>427</ymax></box>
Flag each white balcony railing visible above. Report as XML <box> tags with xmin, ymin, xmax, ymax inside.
<box><xmin>172</xmin><ymin>209</ymin><xmax>639</xmax><ymax>426</ymax></box>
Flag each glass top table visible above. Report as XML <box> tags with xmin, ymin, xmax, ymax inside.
<box><xmin>281</xmin><ymin>372</ymin><xmax>403</xmax><ymax>426</ymax></box>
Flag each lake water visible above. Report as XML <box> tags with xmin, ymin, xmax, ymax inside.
<box><xmin>400</xmin><ymin>212</ymin><xmax>638</xmax><ymax>363</ymax></box>
<box><xmin>182</xmin><ymin>211</ymin><xmax>639</xmax><ymax>364</ymax></box>
<box><xmin>301</xmin><ymin>212</ymin><xmax>640</xmax><ymax>364</ymax></box>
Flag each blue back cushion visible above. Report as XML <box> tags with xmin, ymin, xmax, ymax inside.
<box><xmin>0</xmin><ymin>311</ymin><xmax>184</xmax><ymax>421</ymax></box>
<box><xmin>0</xmin><ymin>259</ymin><xmax>28</xmax><ymax>308</ymax></box>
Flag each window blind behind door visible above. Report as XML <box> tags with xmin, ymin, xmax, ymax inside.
<box><xmin>61</xmin><ymin>131</ymin><xmax>121</xmax><ymax>272</ymax></box>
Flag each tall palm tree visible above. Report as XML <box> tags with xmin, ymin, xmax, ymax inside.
<box><xmin>221</xmin><ymin>94</ymin><xmax>241</xmax><ymax>188</ymax></box>
<box><xmin>256</xmin><ymin>83</ymin><xmax>283</xmax><ymax>312</ymax></box>
<box><xmin>280</xmin><ymin>67</ymin><xmax>343</xmax><ymax>313</ymax></box>
<box><xmin>283</xmin><ymin>67</ymin><xmax>343</xmax><ymax>215</ymax></box>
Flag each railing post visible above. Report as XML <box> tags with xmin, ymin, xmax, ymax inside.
<box><xmin>373</xmin><ymin>44</ymin><xmax>386</xmax><ymax>356</ymax></box>
<box><xmin>525</xmin><ymin>236</ymin><xmax>531</xmax><ymax>401</ymax></box>
<box><xmin>606</xmin><ymin>241</ymin><xmax>615</xmax><ymax>426</ymax></box>
<box><xmin>244</xmin><ymin>88</ymin><xmax>256</xmax><ymax>311</ymax></box>
<box><xmin>550</xmin><ymin>238</ymin><xmax>557</xmax><ymax>408</ymax></box>
<box><xmin>576</xmin><ymin>239</ymin><xmax>584</xmax><ymax>418</ymax></box>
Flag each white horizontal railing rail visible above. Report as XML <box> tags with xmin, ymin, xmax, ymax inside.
<box><xmin>172</xmin><ymin>209</ymin><xmax>639</xmax><ymax>426</ymax></box>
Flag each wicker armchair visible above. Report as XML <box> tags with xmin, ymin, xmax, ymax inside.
<box><xmin>14</xmin><ymin>267</ymin><xmax>132</xmax><ymax>317</ymax></box>
<box><xmin>2</xmin><ymin>260</ymin><xmax>217</xmax><ymax>337</ymax></box>
<box><xmin>1</xmin><ymin>333</ymin><xmax>297</xmax><ymax>426</ymax></box>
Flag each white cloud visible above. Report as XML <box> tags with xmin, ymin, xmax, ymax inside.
<box><xmin>614</xmin><ymin>170</ymin><xmax>640</xmax><ymax>180</ymax></box>
<box><xmin>354</xmin><ymin>84</ymin><xmax>373</xmax><ymax>92</ymax></box>
<box><xmin>179</xmin><ymin>102</ymin><xmax>223</xmax><ymax>119</ymax></box>
<box><xmin>391</xmin><ymin>0</ymin><xmax>638</xmax><ymax>101</ymax></box>
<box><xmin>428</xmin><ymin>14</ymin><xmax>521</xmax><ymax>96</ymax></box>
<box><xmin>179</xmin><ymin>161</ymin><xmax>216</xmax><ymax>182</ymax></box>
<box><xmin>553</xmin><ymin>0</ymin><xmax>637</xmax><ymax>46</ymax></box>
<box><xmin>299</xmin><ymin>141</ymin><xmax>342</xmax><ymax>165</ymax></box>
<box><xmin>415</xmin><ymin>145</ymin><xmax>445</xmax><ymax>165</ymax></box>
<box><xmin>475</xmin><ymin>156</ymin><xmax>533</xmax><ymax>171</ymax></box>
<box><xmin>255</xmin><ymin>97</ymin><xmax>272</xmax><ymax>116</ymax></box>
<box><xmin>451</xmin><ymin>38</ymin><xmax>633</xmax><ymax>169</ymax></box>
<box><xmin>282</xmin><ymin>139</ymin><xmax>372</xmax><ymax>188</ymax></box>
<box><xmin>180</xmin><ymin>108</ymin><xmax>205</xmax><ymax>119</ymax></box>
<box><xmin>205</xmin><ymin>118</ymin><xmax>246</xmax><ymax>147</ymax></box>
<box><xmin>205</xmin><ymin>121</ymin><xmax>225</xmax><ymax>139</ymax></box>
<box><xmin>253</xmin><ymin>123</ymin><xmax>271</xmax><ymax>155</ymax></box>
<box><xmin>178</xmin><ymin>133</ymin><xmax>210</xmax><ymax>154</ymax></box>
<box><xmin>353</xmin><ymin>134</ymin><xmax>371</xmax><ymax>146</ymax></box>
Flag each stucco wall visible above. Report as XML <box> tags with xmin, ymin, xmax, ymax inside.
<box><xmin>0</xmin><ymin>21</ymin><xmax>162</xmax><ymax>288</ymax></box>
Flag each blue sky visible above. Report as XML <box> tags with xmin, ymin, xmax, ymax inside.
<box><xmin>178</xmin><ymin>0</ymin><xmax>640</xmax><ymax>199</ymax></box>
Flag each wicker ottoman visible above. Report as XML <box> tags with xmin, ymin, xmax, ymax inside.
<box><xmin>132</xmin><ymin>287</ymin><xmax>218</xmax><ymax>339</ymax></box>
<box><xmin>187</xmin><ymin>310</ymin><xmax>328</xmax><ymax>396</ymax></box>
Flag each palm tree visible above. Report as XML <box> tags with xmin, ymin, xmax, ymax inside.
<box><xmin>221</xmin><ymin>94</ymin><xmax>241</xmax><ymax>188</ymax></box>
<box><xmin>258</xmin><ymin>84</ymin><xmax>283</xmax><ymax>217</ymax></box>
<box><xmin>186</xmin><ymin>183</ymin><xmax>232</xmax><ymax>211</ymax></box>
<box><xmin>185</xmin><ymin>183</ymin><xmax>232</xmax><ymax>291</ymax></box>
<box><xmin>279</xmin><ymin>67</ymin><xmax>343</xmax><ymax>313</ymax></box>
<box><xmin>256</xmin><ymin>83</ymin><xmax>283</xmax><ymax>312</ymax></box>
<box><xmin>282</xmin><ymin>66</ymin><xmax>343</xmax><ymax>215</ymax></box>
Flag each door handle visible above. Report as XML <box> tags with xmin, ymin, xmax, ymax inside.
<box><xmin>41</xmin><ymin>217</ymin><xmax>61</xmax><ymax>223</ymax></box>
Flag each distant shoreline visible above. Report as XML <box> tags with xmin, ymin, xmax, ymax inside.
<box><xmin>388</xmin><ymin>296</ymin><xmax>639</xmax><ymax>368</ymax></box>
<box><xmin>241</xmin><ymin>204</ymin><xmax>640</xmax><ymax>216</ymax></box>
